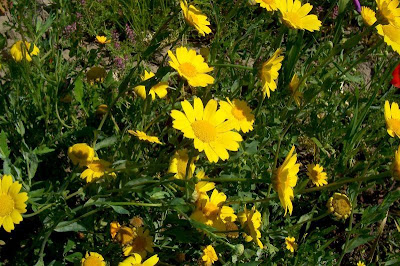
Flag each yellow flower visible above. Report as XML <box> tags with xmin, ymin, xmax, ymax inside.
<box><xmin>277</xmin><ymin>0</ymin><xmax>321</xmax><ymax>31</ymax></box>
<box><xmin>238</xmin><ymin>206</ymin><xmax>263</xmax><ymax>249</ymax></box>
<box><xmin>168</xmin><ymin>149</ymin><xmax>197</xmax><ymax>180</ymax></box>
<box><xmin>123</xmin><ymin>227</ymin><xmax>154</xmax><ymax>258</ymax></box>
<box><xmin>168</xmin><ymin>47</ymin><xmax>214</xmax><ymax>87</ymax></box>
<box><xmin>80</xmin><ymin>159</ymin><xmax>116</xmax><ymax>183</ymax></box>
<box><xmin>260</xmin><ymin>49</ymin><xmax>284</xmax><ymax>98</ymax></box>
<box><xmin>384</xmin><ymin>100</ymin><xmax>400</xmax><ymax>138</ymax></box>
<box><xmin>171</xmin><ymin>98</ymin><xmax>243</xmax><ymax>163</ymax></box>
<box><xmin>180</xmin><ymin>0</ymin><xmax>211</xmax><ymax>36</ymax></box>
<box><xmin>96</xmin><ymin>104</ymin><xmax>109</xmax><ymax>116</ymax></box>
<box><xmin>193</xmin><ymin>171</ymin><xmax>215</xmax><ymax>202</ymax></box>
<box><xmin>134</xmin><ymin>70</ymin><xmax>168</xmax><ymax>100</ymax></box>
<box><xmin>361</xmin><ymin>6</ymin><xmax>377</xmax><ymax>26</ymax></box>
<box><xmin>68</xmin><ymin>143</ymin><xmax>95</xmax><ymax>167</ymax></box>
<box><xmin>128</xmin><ymin>130</ymin><xmax>162</xmax><ymax>144</ymax></box>
<box><xmin>306</xmin><ymin>163</ymin><xmax>328</xmax><ymax>187</ymax></box>
<box><xmin>0</xmin><ymin>175</ymin><xmax>28</xmax><ymax>233</ymax></box>
<box><xmin>285</xmin><ymin>236</ymin><xmax>297</xmax><ymax>253</ymax></box>
<box><xmin>110</xmin><ymin>221</ymin><xmax>121</xmax><ymax>239</ymax></box>
<box><xmin>376</xmin><ymin>0</ymin><xmax>400</xmax><ymax>26</ymax></box>
<box><xmin>96</xmin><ymin>35</ymin><xmax>111</xmax><ymax>44</ymax></box>
<box><xmin>202</xmin><ymin>245</ymin><xmax>218</xmax><ymax>266</ymax></box>
<box><xmin>392</xmin><ymin>145</ymin><xmax>400</xmax><ymax>180</ymax></box>
<box><xmin>115</xmin><ymin>226</ymin><xmax>137</xmax><ymax>245</ymax></box>
<box><xmin>255</xmin><ymin>0</ymin><xmax>278</xmax><ymax>11</ymax></box>
<box><xmin>289</xmin><ymin>74</ymin><xmax>303</xmax><ymax>106</ymax></box>
<box><xmin>87</xmin><ymin>66</ymin><xmax>106</xmax><ymax>85</ymax></box>
<box><xmin>130</xmin><ymin>216</ymin><xmax>144</xmax><ymax>228</ymax></box>
<box><xmin>357</xmin><ymin>261</ymin><xmax>366</xmax><ymax>266</ymax></box>
<box><xmin>274</xmin><ymin>145</ymin><xmax>300</xmax><ymax>216</ymax></box>
<box><xmin>219</xmin><ymin>98</ymin><xmax>255</xmax><ymax>133</ymax></box>
<box><xmin>10</xmin><ymin>40</ymin><xmax>39</xmax><ymax>62</ymax></box>
<box><xmin>327</xmin><ymin>192</ymin><xmax>352</xmax><ymax>220</ymax></box>
<box><xmin>119</xmin><ymin>253</ymin><xmax>159</xmax><ymax>266</ymax></box>
<box><xmin>377</xmin><ymin>24</ymin><xmax>400</xmax><ymax>55</ymax></box>
<box><xmin>81</xmin><ymin>252</ymin><xmax>106</xmax><ymax>266</ymax></box>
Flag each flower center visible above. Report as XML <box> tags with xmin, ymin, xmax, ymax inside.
<box><xmin>203</xmin><ymin>202</ymin><xmax>219</xmax><ymax>220</ymax></box>
<box><xmin>389</xmin><ymin>118</ymin><xmax>400</xmax><ymax>135</ymax></box>
<box><xmin>231</xmin><ymin>106</ymin><xmax>246</xmax><ymax>121</ymax></box>
<box><xmin>74</xmin><ymin>150</ymin><xmax>89</xmax><ymax>159</ymax></box>
<box><xmin>333</xmin><ymin>198</ymin><xmax>351</xmax><ymax>215</ymax></box>
<box><xmin>82</xmin><ymin>256</ymin><xmax>103</xmax><ymax>266</ymax></box>
<box><xmin>191</xmin><ymin>120</ymin><xmax>217</xmax><ymax>143</ymax></box>
<box><xmin>131</xmin><ymin>236</ymin><xmax>147</xmax><ymax>251</ymax></box>
<box><xmin>0</xmin><ymin>194</ymin><xmax>14</xmax><ymax>217</ymax></box>
<box><xmin>179</xmin><ymin>62</ymin><xmax>198</xmax><ymax>78</ymax></box>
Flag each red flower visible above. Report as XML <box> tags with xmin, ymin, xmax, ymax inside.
<box><xmin>391</xmin><ymin>64</ymin><xmax>400</xmax><ymax>88</ymax></box>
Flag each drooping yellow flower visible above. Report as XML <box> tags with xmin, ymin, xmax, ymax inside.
<box><xmin>110</xmin><ymin>221</ymin><xmax>121</xmax><ymax>239</ymax></box>
<box><xmin>357</xmin><ymin>261</ymin><xmax>366</xmax><ymax>266</ymax></box>
<box><xmin>289</xmin><ymin>74</ymin><xmax>303</xmax><ymax>106</ymax></box>
<box><xmin>115</xmin><ymin>226</ymin><xmax>137</xmax><ymax>245</ymax></box>
<box><xmin>193</xmin><ymin>170</ymin><xmax>215</xmax><ymax>202</ymax></box>
<box><xmin>168</xmin><ymin>47</ymin><xmax>214</xmax><ymax>87</ymax></box>
<box><xmin>238</xmin><ymin>206</ymin><xmax>263</xmax><ymax>249</ymax></box>
<box><xmin>10</xmin><ymin>40</ymin><xmax>39</xmax><ymax>62</ymax></box>
<box><xmin>96</xmin><ymin>104</ymin><xmax>109</xmax><ymax>116</ymax></box>
<box><xmin>285</xmin><ymin>236</ymin><xmax>297</xmax><ymax>253</ymax></box>
<box><xmin>119</xmin><ymin>253</ymin><xmax>159</xmax><ymax>266</ymax></box>
<box><xmin>80</xmin><ymin>159</ymin><xmax>116</xmax><ymax>183</ymax></box>
<box><xmin>277</xmin><ymin>0</ymin><xmax>322</xmax><ymax>32</ymax></box>
<box><xmin>168</xmin><ymin>149</ymin><xmax>197</xmax><ymax>180</ymax></box>
<box><xmin>392</xmin><ymin>145</ymin><xmax>400</xmax><ymax>180</ymax></box>
<box><xmin>384</xmin><ymin>100</ymin><xmax>400</xmax><ymax>138</ymax></box>
<box><xmin>81</xmin><ymin>252</ymin><xmax>106</xmax><ymax>266</ymax></box>
<box><xmin>376</xmin><ymin>0</ymin><xmax>400</xmax><ymax>26</ymax></box>
<box><xmin>0</xmin><ymin>175</ymin><xmax>28</xmax><ymax>233</ymax></box>
<box><xmin>255</xmin><ymin>0</ymin><xmax>278</xmax><ymax>11</ymax></box>
<box><xmin>273</xmin><ymin>145</ymin><xmax>300</xmax><ymax>216</ymax></box>
<box><xmin>306</xmin><ymin>163</ymin><xmax>328</xmax><ymax>187</ymax></box>
<box><xmin>68</xmin><ymin>143</ymin><xmax>95</xmax><ymax>167</ymax></box>
<box><xmin>260</xmin><ymin>49</ymin><xmax>284</xmax><ymax>98</ymax></box>
<box><xmin>219</xmin><ymin>98</ymin><xmax>255</xmax><ymax>133</ymax></box>
<box><xmin>361</xmin><ymin>6</ymin><xmax>377</xmax><ymax>26</ymax></box>
<box><xmin>171</xmin><ymin>98</ymin><xmax>243</xmax><ymax>163</ymax></box>
<box><xmin>134</xmin><ymin>70</ymin><xmax>168</xmax><ymax>100</ymax></box>
<box><xmin>87</xmin><ymin>66</ymin><xmax>106</xmax><ymax>85</ymax></box>
<box><xmin>180</xmin><ymin>0</ymin><xmax>212</xmax><ymax>36</ymax></box>
<box><xmin>202</xmin><ymin>245</ymin><xmax>218</xmax><ymax>266</ymax></box>
<box><xmin>96</xmin><ymin>35</ymin><xmax>111</xmax><ymax>44</ymax></box>
<box><xmin>327</xmin><ymin>192</ymin><xmax>352</xmax><ymax>220</ymax></box>
<box><xmin>123</xmin><ymin>227</ymin><xmax>154</xmax><ymax>258</ymax></box>
<box><xmin>128</xmin><ymin>130</ymin><xmax>162</xmax><ymax>144</ymax></box>
<box><xmin>377</xmin><ymin>24</ymin><xmax>400</xmax><ymax>55</ymax></box>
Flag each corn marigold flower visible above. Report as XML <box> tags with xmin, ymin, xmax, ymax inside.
<box><xmin>273</xmin><ymin>145</ymin><xmax>300</xmax><ymax>216</ymax></box>
<box><xmin>130</xmin><ymin>216</ymin><xmax>144</xmax><ymax>228</ymax></box>
<box><xmin>361</xmin><ymin>6</ymin><xmax>377</xmax><ymax>26</ymax></box>
<box><xmin>202</xmin><ymin>245</ymin><xmax>218</xmax><ymax>266</ymax></box>
<box><xmin>377</xmin><ymin>24</ymin><xmax>400</xmax><ymax>55</ymax></box>
<box><xmin>384</xmin><ymin>100</ymin><xmax>400</xmax><ymax>138</ymax></box>
<box><xmin>285</xmin><ymin>236</ymin><xmax>297</xmax><ymax>253</ymax></box>
<box><xmin>376</xmin><ymin>0</ymin><xmax>400</xmax><ymax>26</ymax></box>
<box><xmin>357</xmin><ymin>261</ymin><xmax>366</xmax><ymax>266</ymax></box>
<box><xmin>81</xmin><ymin>252</ymin><xmax>106</xmax><ymax>266</ymax></box>
<box><xmin>327</xmin><ymin>192</ymin><xmax>352</xmax><ymax>220</ymax></box>
<box><xmin>87</xmin><ymin>66</ymin><xmax>106</xmax><ymax>85</ymax></box>
<box><xmin>219</xmin><ymin>98</ymin><xmax>255</xmax><ymax>133</ymax></box>
<box><xmin>277</xmin><ymin>0</ymin><xmax>322</xmax><ymax>32</ymax></box>
<box><xmin>238</xmin><ymin>206</ymin><xmax>263</xmax><ymax>248</ymax></box>
<box><xmin>123</xmin><ymin>227</ymin><xmax>154</xmax><ymax>258</ymax></box>
<box><xmin>134</xmin><ymin>70</ymin><xmax>168</xmax><ymax>100</ymax></box>
<box><xmin>119</xmin><ymin>253</ymin><xmax>159</xmax><ymax>266</ymax></box>
<box><xmin>96</xmin><ymin>104</ymin><xmax>109</xmax><ymax>116</ymax></box>
<box><xmin>10</xmin><ymin>40</ymin><xmax>39</xmax><ymax>62</ymax></box>
<box><xmin>171</xmin><ymin>98</ymin><xmax>243</xmax><ymax>163</ymax></box>
<box><xmin>255</xmin><ymin>0</ymin><xmax>278</xmax><ymax>11</ymax></box>
<box><xmin>391</xmin><ymin>63</ymin><xmax>400</xmax><ymax>88</ymax></box>
<box><xmin>110</xmin><ymin>221</ymin><xmax>121</xmax><ymax>238</ymax></box>
<box><xmin>168</xmin><ymin>47</ymin><xmax>214</xmax><ymax>87</ymax></box>
<box><xmin>80</xmin><ymin>158</ymin><xmax>116</xmax><ymax>183</ymax></box>
<box><xmin>180</xmin><ymin>0</ymin><xmax>211</xmax><ymax>36</ymax></box>
<box><xmin>289</xmin><ymin>74</ymin><xmax>303</xmax><ymax>106</ymax></box>
<box><xmin>168</xmin><ymin>149</ymin><xmax>197</xmax><ymax>180</ymax></box>
<box><xmin>260</xmin><ymin>49</ymin><xmax>284</xmax><ymax>98</ymax></box>
<box><xmin>392</xmin><ymin>146</ymin><xmax>400</xmax><ymax>180</ymax></box>
<box><xmin>193</xmin><ymin>171</ymin><xmax>215</xmax><ymax>202</ymax></box>
<box><xmin>115</xmin><ymin>226</ymin><xmax>136</xmax><ymax>245</ymax></box>
<box><xmin>68</xmin><ymin>143</ymin><xmax>95</xmax><ymax>167</ymax></box>
<box><xmin>0</xmin><ymin>175</ymin><xmax>28</xmax><ymax>233</ymax></box>
<box><xmin>96</xmin><ymin>35</ymin><xmax>111</xmax><ymax>44</ymax></box>
<box><xmin>306</xmin><ymin>163</ymin><xmax>328</xmax><ymax>187</ymax></box>
<box><xmin>128</xmin><ymin>130</ymin><xmax>162</xmax><ymax>144</ymax></box>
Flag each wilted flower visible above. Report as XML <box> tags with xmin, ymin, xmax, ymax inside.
<box><xmin>327</xmin><ymin>192</ymin><xmax>352</xmax><ymax>220</ymax></box>
<box><xmin>128</xmin><ymin>130</ymin><xmax>162</xmax><ymax>144</ymax></box>
<box><xmin>285</xmin><ymin>236</ymin><xmax>297</xmax><ymax>253</ymax></box>
<box><xmin>123</xmin><ymin>227</ymin><xmax>154</xmax><ymax>258</ymax></box>
<box><xmin>86</xmin><ymin>66</ymin><xmax>107</xmax><ymax>85</ymax></box>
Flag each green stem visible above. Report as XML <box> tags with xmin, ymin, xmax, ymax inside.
<box><xmin>286</xmin><ymin>212</ymin><xmax>330</xmax><ymax>230</ymax></box>
<box><xmin>210</xmin><ymin>63</ymin><xmax>253</xmax><ymax>70</ymax></box>
<box><xmin>97</xmin><ymin>201</ymin><xmax>163</xmax><ymax>207</ymax></box>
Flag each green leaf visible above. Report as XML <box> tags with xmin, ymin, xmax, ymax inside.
<box><xmin>110</xmin><ymin>205</ymin><xmax>130</xmax><ymax>215</ymax></box>
<box><xmin>361</xmin><ymin>190</ymin><xmax>400</xmax><ymax>225</ymax></box>
<box><xmin>74</xmin><ymin>76</ymin><xmax>87</xmax><ymax>115</ymax></box>
<box><xmin>345</xmin><ymin>235</ymin><xmax>375</xmax><ymax>253</ymax></box>
<box><xmin>54</xmin><ymin>222</ymin><xmax>86</xmax><ymax>232</ymax></box>
<box><xmin>33</xmin><ymin>145</ymin><xmax>55</xmax><ymax>155</ymax></box>
<box><xmin>65</xmin><ymin>252</ymin><xmax>83</xmax><ymax>263</ymax></box>
<box><xmin>0</xmin><ymin>130</ymin><xmax>10</xmax><ymax>158</ymax></box>
<box><xmin>95</xmin><ymin>136</ymin><xmax>118</xmax><ymax>150</ymax></box>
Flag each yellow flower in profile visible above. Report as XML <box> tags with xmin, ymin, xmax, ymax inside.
<box><xmin>260</xmin><ymin>49</ymin><xmax>284</xmax><ymax>98</ymax></box>
<box><xmin>202</xmin><ymin>245</ymin><xmax>218</xmax><ymax>266</ymax></box>
<box><xmin>168</xmin><ymin>47</ymin><xmax>214</xmax><ymax>87</ymax></box>
<box><xmin>123</xmin><ymin>227</ymin><xmax>154</xmax><ymax>258</ymax></box>
<box><xmin>376</xmin><ymin>0</ymin><xmax>400</xmax><ymax>26</ymax></box>
<box><xmin>171</xmin><ymin>98</ymin><xmax>243</xmax><ymax>163</ymax></box>
<box><xmin>110</xmin><ymin>221</ymin><xmax>121</xmax><ymax>239</ymax></box>
<box><xmin>81</xmin><ymin>252</ymin><xmax>106</xmax><ymax>266</ymax></box>
<box><xmin>392</xmin><ymin>146</ymin><xmax>400</xmax><ymax>180</ymax></box>
<box><xmin>68</xmin><ymin>143</ymin><xmax>95</xmax><ymax>167</ymax></box>
<box><xmin>327</xmin><ymin>193</ymin><xmax>352</xmax><ymax>220</ymax></box>
<box><xmin>80</xmin><ymin>158</ymin><xmax>116</xmax><ymax>183</ymax></box>
<box><xmin>285</xmin><ymin>236</ymin><xmax>297</xmax><ymax>253</ymax></box>
<box><xmin>96</xmin><ymin>104</ymin><xmax>109</xmax><ymax>116</ymax></box>
<box><xmin>0</xmin><ymin>175</ymin><xmax>28</xmax><ymax>233</ymax></box>
<box><xmin>238</xmin><ymin>206</ymin><xmax>263</xmax><ymax>249</ymax></box>
<box><xmin>277</xmin><ymin>0</ymin><xmax>322</xmax><ymax>32</ymax></box>
<box><xmin>168</xmin><ymin>149</ymin><xmax>197</xmax><ymax>180</ymax></box>
<box><xmin>361</xmin><ymin>6</ymin><xmax>377</xmax><ymax>26</ymax></box>
<box><xmin>134</xmin><ymin>70</ymin><xmax>168</xmax><ymax>100</ymax></box>
<box><xmin>219</xmin><ymin>98</ymin><xmax>255</xmax><ymax>133</ymax></box>
<box><xmin>128</xmin><ymin>130</ymin><xmax>162</xmax><ymax>144</ymax></box>
<box><xmin>10</xmin><ymin>40</ymin><xmax>39</xmax><ymax>62</ymax></box>
<box><xmin>289</xmin><ymin>74</ymin><xmax>303</xmax><ymax>106</ymax></box>
<box><xmin>377</xmin><ymin>24</ymin><xmax>400</xmax><ymax>54</ymax></box>
<box><xmin>115</xmin><ymin>226</ymin><xmax>137</xmax><ymax>245</ymax></box>
<box><xmin>180</xmin><ymin>0</ymin><xmax>211</xmax><ymax>36</ymax></box>
<box><xmin>306</xmin><ymin>163</ymin><xmax>328</xmax><ymax>187</ymax></box>
<box><xmin>193</xmin><ymin>171</ymin><xmax>215</xmax><ymax>202</ymax></box>
<box><xmin>273</xmin><ymin>145</ymin><xmax>300</xmax><ymax>216</ymax></box>
<box><xmin>357</xmin><ymin>261</ymin><xmax>366</xmax><ymax>266</ymax></box>
<box><xmin>255</xmin><ymin>0</ymin><xmax>278</xmax><ymax>11</ymax></box>
<box><xmin>119</xmin><ymin>253</ymin><xmax>159</xmax><ymax>266</ymax></box>
<box><xmin>384</xmin><ymin>100</ymin><xmax>400</xmax><ymax>138</ymax></box>
<box><xmin>96</xmin><ymin>35</ymin><xmax>111</xmax><ymax>44</ymax></box>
